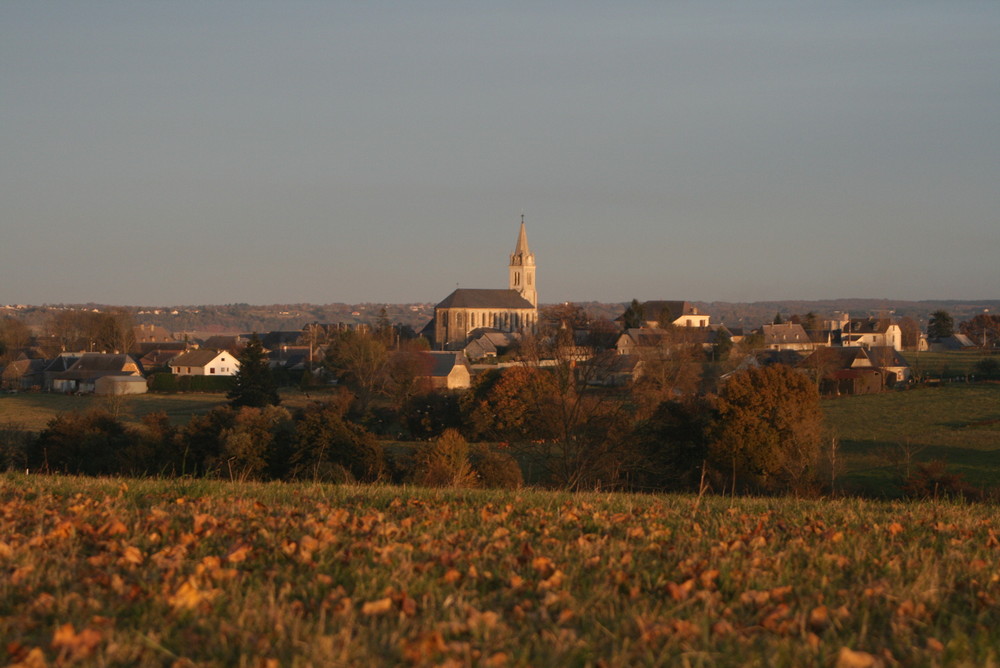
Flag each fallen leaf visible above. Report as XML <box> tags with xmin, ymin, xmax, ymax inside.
<box><xmin>835</xmin><ymin>647</ymin><xmax>881</xmax><ymax>668</ymax></box>
<box><xmin>361</xmin><ymin>597</ymin><xmax>393</xmax><ymax>616</ymax></box>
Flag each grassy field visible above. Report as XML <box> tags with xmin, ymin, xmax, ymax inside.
<box><xmin>0</xmin><ymin>389</ymin><xmax>328</xmax><ymax>431</ymax></box>
<box><xmin>907</xmin><ymin>351</ymin><xmax>996</xmax><ymax>380</ymax></box>
<box><xmin>823</xmin><ymin>384</ymin><xmax>1000</xmax><ymax>494</ymax></box>
<box><xmin>2</xmin><ymin>475</ymin><xmax>999</xmax><ymax>666</ymax></box>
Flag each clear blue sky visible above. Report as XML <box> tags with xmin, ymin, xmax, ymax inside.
<box><xmin>3</xmin><ymin>2</ymin><xmax>999</xmax><ymax>306</ymax></box>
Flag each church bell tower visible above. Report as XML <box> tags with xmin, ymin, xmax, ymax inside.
<box><xmin>509</xmin><ymin>215</ymin><xmax>537</xmax><ymax>307</ymax></box>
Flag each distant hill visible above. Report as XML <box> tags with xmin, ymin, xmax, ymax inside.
<box><xmin>3</xmin><ymin>298</ymin><xmax>998</xmax><ymax>335</ymax></box>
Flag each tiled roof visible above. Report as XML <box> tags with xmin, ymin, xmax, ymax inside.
<box><xmin>170</xmin><ymin>349</ymin><xmax>231</xmax><ymax>368</ymax></box>
<box><xmin>436</xmin><ymin>289</ymin><xmax>535</xmax><ymax>310</ymax></box>
<box><xmin>69</xmin><ymin>353</ymin><xmax>138</xmax><ymax>372</ymax></box>
<box><xmin>425</xmin><ymin>351</ymin><xmax>470</xmax><ymax>377</ymax></box>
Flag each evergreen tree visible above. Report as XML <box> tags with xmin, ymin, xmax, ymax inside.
<box><xmin>622</xmin><ymin>299</ymin><xmax>645</xmax><ymax>330</ymax></box>
<box><xmin>927</xmin><ymin>310</ymin><xmax>954</xmax><ymax>340</ymax></box>
<box><xmin>228</xmin><ymin>333</ymin><xmax>280</xmax><ymax>408</ymax></box>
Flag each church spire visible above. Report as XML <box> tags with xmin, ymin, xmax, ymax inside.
<box><xmin>514</xmin><ymin>214</ymin><xmax>530</xmax><ymax>256</ymax></box>
<box><xmin>509</xmin><ymin>215</ymin><xmax>537</xmax><ymax>307</ymax></box>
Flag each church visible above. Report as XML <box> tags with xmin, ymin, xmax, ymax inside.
<box><xmin>424</xmin><ymin>217</ymin><xmax>538</xmax><ymax>350</ymax></box>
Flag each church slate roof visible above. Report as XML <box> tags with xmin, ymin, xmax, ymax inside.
<box><xmin>435</xmin><ymin>289</ymin><xmax>535</xmax><ymax>310</ymax></box>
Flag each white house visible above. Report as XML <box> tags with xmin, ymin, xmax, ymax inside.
<box><xmin>841</xmin><ymin>317</ymin><xmax>903</xmax><ymax>352</ymax></box>
<box><xmin>169</xmin><ymin>349</ymin><xmax>240</xmax><ymax>376</ymax></box>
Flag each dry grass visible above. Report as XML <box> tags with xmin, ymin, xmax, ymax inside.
<box><xmin>2</xmin><ymin>475</ymin><xmax>999</xmax><ymax>666</ymax></box>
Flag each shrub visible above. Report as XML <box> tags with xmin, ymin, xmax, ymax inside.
<box><xmin>903</xmin><ymin>460</ymin><xmax>981</xmax><ymax>500</ymax></box>
<box><xmin>149</xmin><ymin>372</ymin><xmax>178</xmax><ymax>392</ymax></box>
<box><xmin>630</xmin><ymin>398</ymin><xmax>717</xmax><ymax>493</ymax></box>
<box><xmin>0</xmin><ymin>420</ymin><xmax>31</xmax><ymax>471</ymax></box>
<box><xmin>470</xmin><ymin>446</ymin><xmax>523</xmax><ymax>489</ymax></box>
<box><xmin>28</xmin><ymin>410</ymin><xmax>135</xmax><ymax>475</ymax></box>
<box><xmin>290</xmin><ymin>399</ymin><xmax>385</xmax><ymax>483</ymax></box>
<box><xmin>213</xmin><ymin>405</ymin><xmax>294</xmax><ymax>481</ymax></box>
<box><xmin>411</xmin><ymin>428</ymin><xmax>476</xmax><ymax>488</ymax></box>
<box><xmin>973</xmin><ymin>358</ymin><xmax>1000</xmax><ymax>380</ymax></box>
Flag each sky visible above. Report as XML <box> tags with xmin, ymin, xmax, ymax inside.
<box><xmin>2</xmin><ymin>2</ymin><xmax>999</xmax><ymax>306</ymax></box>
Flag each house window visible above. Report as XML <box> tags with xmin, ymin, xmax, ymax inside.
<box><xmin>210</xmin><ymin>368</ymin><xmax>215</xmax><ymax>374</ymax></box>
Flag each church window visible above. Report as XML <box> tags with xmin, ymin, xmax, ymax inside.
<box><xmin>527</xmin><ymin>274</ymin><xmax>532</xmax><ymax>286</ymax></box>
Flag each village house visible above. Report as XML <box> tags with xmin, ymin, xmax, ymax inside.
<box><xmin>1</xmin><ymin>356</ymin><xmax>46</xmax><ymax>391</ymax></box>
<box><xmin>417</xmin><ymin>351</ymin><xmax>472</xmax><ymax>390</ymax></box>
<box><xmin>761</xmin><ymin>323</ymin><xmax>815</xmax><ymax>352</ymax></box>
<box><xmin>463</xmin><ymin>330</ymin><xmax>519</xmax><ymax>362</ymax></box>
<box><xmin>628</xmin><ymin>300</ymin><xmax>711</xmax><ymax>329</ymax></box>
<box><xmin>798</xmin><ymin>346</ymin><xmax>910</xmax><ymax>395</ymax></box>
<box><xmin>132</xmin><ymin>324</ymin><xmax>176</xmax><ymax>344</ymax></box>
<box><xmin>50</xmin><ymin>353</ymin><xmax>143</xmax><ymax>393</ymax></box>
<box><xmin>841</xmin><ymin>316</ymin><xmax>903</xmax><ymax>352</ymax></box>
<box><xmin>169</xmin><ymin>349</ymin><xmax>239</xmax><ymax>377</ymax></box>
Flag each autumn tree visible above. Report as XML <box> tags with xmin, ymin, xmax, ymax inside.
<box><xmin>630</xmin><ymin>339</ymin><xmax>703</xmax><ymax>420</ymax></box>
<box><xmin>540</xmin><ymin>302</ymin><xmax>590</xmax><ymax>348</ymax></box>
<box><xmin>0</xmin><ymin>317</ymin><xmax>31</xmax><ymax>363</ymax></box>
<box><xmin>94</xmin><ymin>308</ymin><xmax>136</xmax><ymax>353</ymax></box>
<box><xmin>710</xmin><ymin>364</ymin><xmax>822</xmax><ymax>494</ymax></box>
<box><xmin>323</xmin><ymin>329</ymin><xmax>389</xmax><ymax>414</ymax></box>
<box><xmin>462</xmin><ymin>357</ymin><xmax>635</xmax><ymax>490</ymax></box>
<box><xmin>29</xmin><ymin>410</ymin><xmax>134</xmax><ymax>475</ymax></box>
<box><xmin>959</xmin><ymin>313</ymin><xmax>1000</xmax><ymax>349</ymax></box>
<box><xmin>213</xmin><ymin>405</ymin><xmax>295</xmax><ymax>481</ymax></box>
<box><xmin>927</xmin><ymin>310</ymin><xmax>954</xmax><ymax>340</ymax></box>
<box><xmin>410</xmin><ymin>428</ymin><xmax>477</xmax><ymax>488</ymax></box>
<box><xmin>897</xmin><ymin>316</ymin><xmax>921</xmax><ymax>350</ymax></box>
<box><xmin>630</xmin><ymin>397</ymin><xmax>717</xmax><ymax>492</ymax></box>
<box><xmin>384</xmin><ymin>343</ymin><xmax>434</xmax><ymax>411</ymax></box>
<box><xmin>228</xmin><ymin>333</ymin><xmax>280</xmax><ymax>408</ymax></box>
<box><xmin>290</xmin><ymin>397</ymin><xmax>385</xmax><ymax>482</ymax></box>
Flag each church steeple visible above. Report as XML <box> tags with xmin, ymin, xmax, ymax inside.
<box><xmin>509</xmin><ymin>215</ymin><xmax>537</xmax><ymax>307</ymax></box>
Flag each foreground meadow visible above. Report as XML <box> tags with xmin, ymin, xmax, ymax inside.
<box><xmin>2</xmin><ymin>476</ymin><xmax>999</xmax><ymax>667</ymax></box>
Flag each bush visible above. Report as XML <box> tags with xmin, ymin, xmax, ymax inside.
<box><xmin>470</xmin><ymin>446</ymin><xmax>523</xmax><ymax>489</ymax></box>
<box><xmin>149</xmin><ymin>372</ymin><xmax>178</xmax><ymax>392</ymax></box>
<box><xmin>212</xmin><ymin>405</ymin><xmax>294</xmax><ymax>481</ymax></box>
<box><xmin>410</xmin><ymin>428</ymin><xmax>476</xmax><ymax>488</ymax></box>
<box><xmin>28</xmin><ymin>410</ymin><xmax>135</xmax><ymax>475</ymax></box>
<box><xmin>903</xmin><ymin>460</ymin><xmax>982</xmax><ymax>500</ymax></box>
<box><xmin>176</xmin><ymin>406</ymin><xmax>237</xmax><ymax>476</ymax></box>
<box><xmin>149</xmin><ymin>373</ymin><xmax>235</xmax><ymax>393</ymax></box>
<box><xmin>973</xmin><ymin>357</ymin><xmax>1000</xmax><ymax>380</ymax></box>
<box><xmin>290</xmin><ymin>399</ymin><xmax>385</xmax><ymax>483</ymax></box>
<box><xmin>630</xmin><ymin>398</ymin><xmax>716</xmax><ymax>493</ymax></box>
<box><xmin>0</xmin><ymin>420</ymin><xmax>31</xmax><ymax>471</ymax></box>
<box><xmin>403</xmin><ymin>391</ymin><xmax>463</xmax><ymax>440</ymax></box>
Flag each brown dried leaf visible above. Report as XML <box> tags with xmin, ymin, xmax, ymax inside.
<box><xmin>361</xmin><ymin>597</ymin><xmax>393</xmax><ymax>616</ymax></box>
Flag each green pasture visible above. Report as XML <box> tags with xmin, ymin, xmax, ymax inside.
<box><xmin>907</xmin><ymin>350</ymin><xmax>996</xmax><ymax>379</ymax></box>
<box><xmin>823</xmin><ymin>384</ymin><xmax>1000</xmax><ymax>494</ymax></box>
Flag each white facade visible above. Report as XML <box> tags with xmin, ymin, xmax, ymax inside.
<box><xmin>169</xmin><ymin>350</ymin><xmax>240</xmax><ymax>376</ymax></box>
